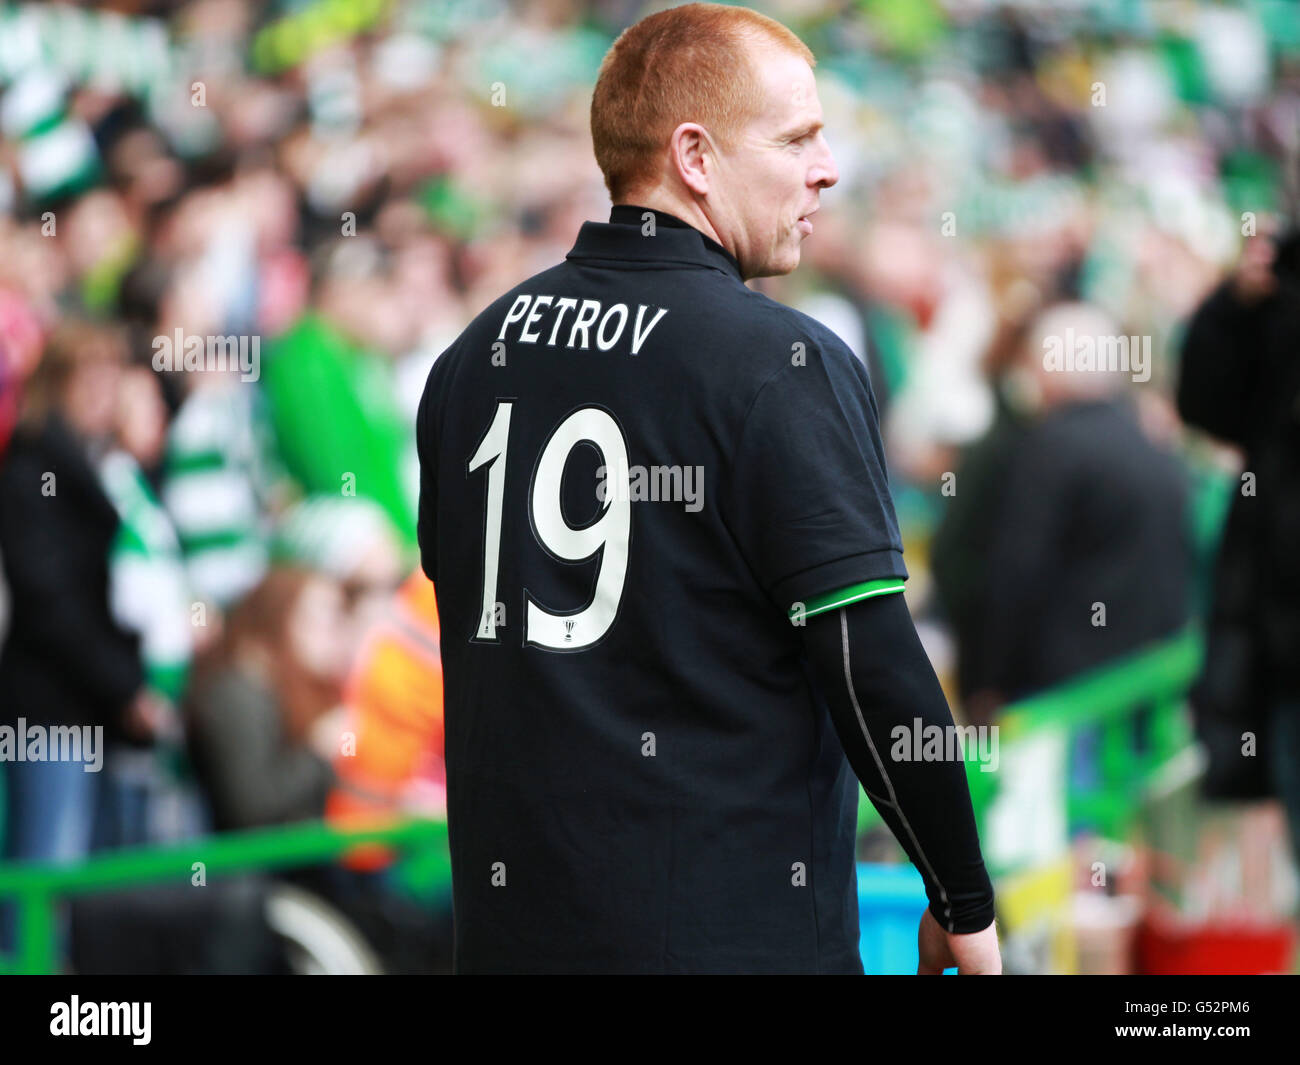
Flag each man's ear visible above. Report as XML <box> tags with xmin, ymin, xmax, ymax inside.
<box><xmin>670</xmin><ymin>122</ymin><xmax>712</xmax><ymax>197</ymax></box>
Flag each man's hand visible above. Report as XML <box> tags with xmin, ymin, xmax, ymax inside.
<box><xmin>308</xmin><ymin>705</ymin><xmax>348</xmax><ymax>762</ymax></box>
<box><xmin>121</xmin><ymin>688</ymin><xmax>176</xmax><ymax>744</ymax></box>
<box><xmin>917</xmin><ymin>907</ymin><xmax>1002</xmax><ymax>974</ymax></box>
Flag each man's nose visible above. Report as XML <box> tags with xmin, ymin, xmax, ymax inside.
<box><xmin>812</xmin><ymin>135</ymin><xmax>838</xmax><ymax>189</ymax></box>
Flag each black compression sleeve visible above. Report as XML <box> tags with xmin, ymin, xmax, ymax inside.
<box><xmin>800</xmin><ymin>591</ymin><xmax>996</xmax><ymax>934</ymax></box>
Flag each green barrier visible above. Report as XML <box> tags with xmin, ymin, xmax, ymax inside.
<box><xmin>0</xmin><ymin>817</ymin><xmax>449</xmax><ymax>975</ymax></box>
<box><xmin>859</xmin><ymin>627</ymin><xmax>1203</xmax><ymax>849</ymax></box>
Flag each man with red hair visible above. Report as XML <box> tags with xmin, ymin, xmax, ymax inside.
<box><xmin>417</xmin><ymin>3</ymin><xmax>999</xmax><ymax>974</ymax></box>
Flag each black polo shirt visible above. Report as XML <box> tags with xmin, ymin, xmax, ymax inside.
<box><xmin>416</xmin><ymin>204</ymin><xmax>908</xmax><ymax>973</ymax></box>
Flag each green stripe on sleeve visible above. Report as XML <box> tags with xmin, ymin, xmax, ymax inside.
<box><xmin>789</xmin><ymin>578</ymin><xmax>905</xmax><ymax>623</ymax></box>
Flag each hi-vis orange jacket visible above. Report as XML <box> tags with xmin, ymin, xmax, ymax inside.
<box><xmin>326</xmin><ymin>569</ymin><xmax>444</xmax><ymax>869</ymax></box>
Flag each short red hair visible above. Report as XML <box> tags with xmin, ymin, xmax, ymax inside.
<box><xmin>591</xmin><ymin>3</ymin><xmax>815</xmax><ymax>203</ymax></box>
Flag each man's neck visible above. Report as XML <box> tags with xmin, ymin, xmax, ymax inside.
<box><xmin>609</xmin><ymin>197</ymin><xmax>746</xmax><ymax>281</ymax></box>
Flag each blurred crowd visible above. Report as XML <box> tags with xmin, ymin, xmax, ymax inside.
<box><xmin>0</xmin><ymin>0</ymin><xmax>1299</xmax><ymax>971</ymax></box>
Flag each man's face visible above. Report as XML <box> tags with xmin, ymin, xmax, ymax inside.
<box><xmin>710</xmin><ymin>45</ymin><xmax>838</xmax><ymax>279</ymax></box>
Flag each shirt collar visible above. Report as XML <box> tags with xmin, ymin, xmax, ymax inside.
<box><xmin>564</xmin><ymin>204</ymin><xmax>743</xmax><ymax>283</ymax></box>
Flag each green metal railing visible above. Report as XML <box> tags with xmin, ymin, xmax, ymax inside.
<box><xmin>860</xmin><ymin>627</ymin><xmax>1204</xmax><ymax>849</ymax></box>
<box><xmin>0</xmin><ymin>816</ymin><xmax>450</xmax><ymax>975</ymax></box>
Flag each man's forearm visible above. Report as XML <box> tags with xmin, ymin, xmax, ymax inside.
<box><xmin>800</xmin><ymin>592</ymin><xmax>996</xmax><ymax>933</ymax></box>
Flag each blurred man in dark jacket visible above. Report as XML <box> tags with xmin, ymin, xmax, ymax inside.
<box><xmin>1178</xmin><ymin>226</ymin><xmax>1300</xmax><ymax>859</ymax></box>
<box><xmin>941</xmin><ymin>303</ymin><xmax>1191</xmax><ymax>721</ymax></box>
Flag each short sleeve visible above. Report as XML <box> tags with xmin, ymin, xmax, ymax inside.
<box><xmin>724</xmin><ymin>343</ymin><xmax>907</xmax><ymax>612</ymax></box>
